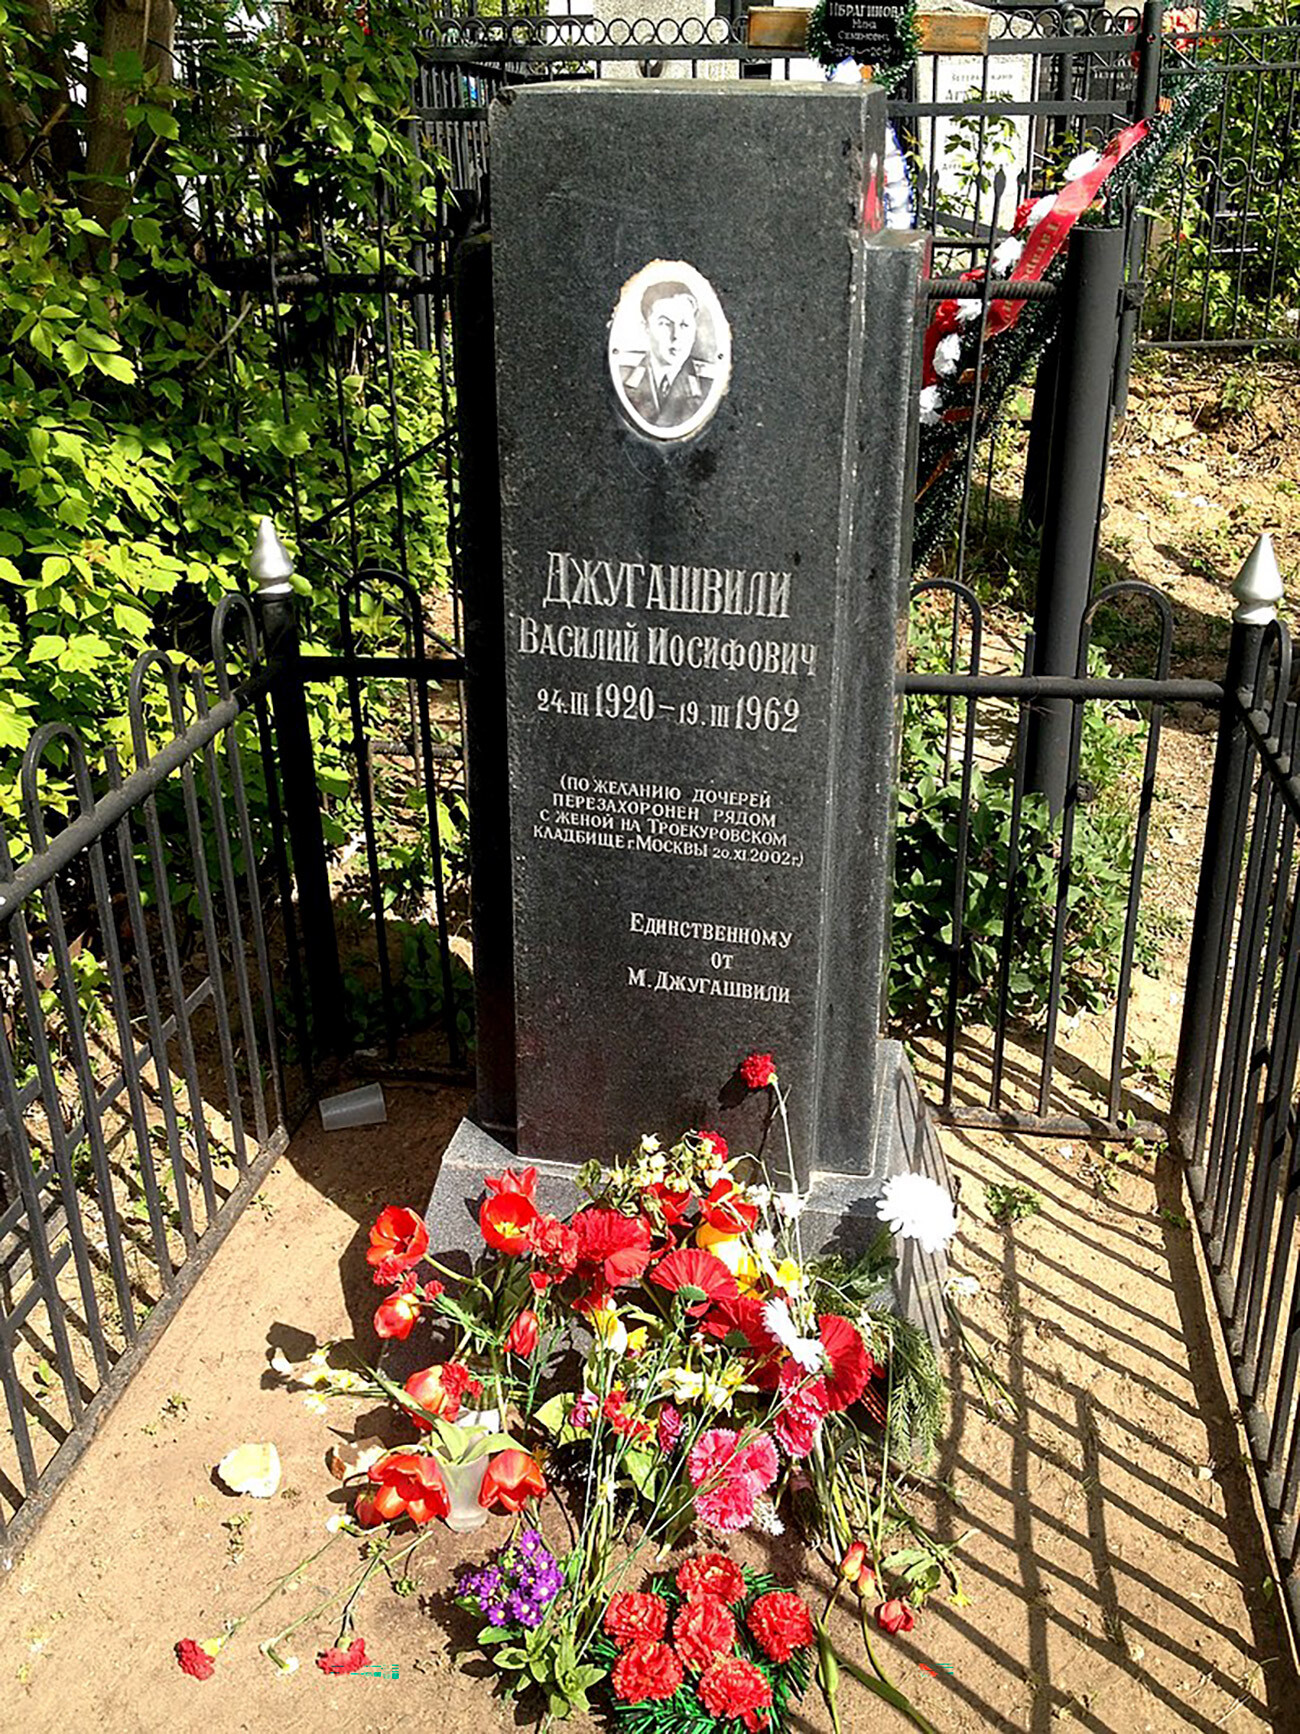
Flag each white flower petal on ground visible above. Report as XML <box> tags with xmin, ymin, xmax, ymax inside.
<box><xmin>876</xmin><ymin>1172</ymin><xmax>959</xmax><ymax>1255</ymax></box>
<box><xmin>945</xmin><ymin>1273</ymin><xmax>980</xmax><ymax>1299</ymax></box>
<box><xmin>217</xmin><ymin>1442</ymin><xmax>282</xmax><ymax>1498</ymax></box>
<box><xmin>762</xmin><ymin>1298</ymin><xmax>822</xmax><ymax>1370</ymax></box>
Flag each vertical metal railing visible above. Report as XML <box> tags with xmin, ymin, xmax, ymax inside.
<box><xmin>1171</xmin><ymin>535</ymin><xmax>1300</xmax><ymax>1635</ymax></box>
<box><xmin>0</xmin><ymin>592</ymin><xmax>297</xmax><ymax>1554</ymax></box>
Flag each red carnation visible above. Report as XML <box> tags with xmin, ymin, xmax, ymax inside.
<box><xmin>676</xmin><ymin>1552</ymin><xmax>747</xmax><ymax>1607</ymax></box>
<box><xmin>650</xmin><ymin>1246</ymin><xmax>738</xmax><ymax>1316</ymax></box>
<box><xmin>571</xmin><ymin>1207</ymin><xmax>654</xmax><ymax>1287</ymax></box>
<box><xmin>819</xmin><ymin>1314</ymin><xmax>874</xmax><ymax>1412</ymax></box>
<box><xmin>698</xmin><ymin>1129</ymin><xmax>728</xmax><ymax>1160</ymax></box>
<box><xmin>366</xmin><ymin>1205</ymin><xmax>429</xmax><ymax>1284</ymax></box>
<box><xmin>613</xmin><ymin>1639</ymin><xmax>684</xmax><ymax>1704</ymax></box>
<box><xmin>527</xmin><ymin>1212</ymin><xmax>579</xmax><ymax>1273</ymax></box>
<box><xmin>772</xmin><ymin>1359</ymin><xmax>830</xmax><ymax>1459</ymax></box>
<box><xmin>484</xmin><ymin>1165</ymin><xmax>538</xmax><ymax>1201</ymax></box>
<box><xmin>317</xmin><ymin>1636</ymin><xmax>369</xmax><ymax>1675</ymax></box>
<box><xmin>697</xmin><ymin>1655</ymin><xmax>773</xmax><ymax>1731</ymax></box>
<box><xmin>673</xmin><ymin>1595</ymin><xmax>736</xmax><ymax>1674</ymax></box>
<box><xmin>604</xmin><ymin>1591</ymin><xmax>669</xmax><ymax>1649</ymax></box>
<box><xmin>700</xmin><ymin>1177</ymin><xmax>758</xmax><ymax>1236</ymax></box>
<box><xmin>175</xmin><ymin>1638</ymin><xmax>215</xmax><ymax>1680</ymax></box>
<box><xmin>739</xmin><ymin>1052</ymin><xmax>777</xmax><ymax>1091</ymax></box>
<box><xmin>748</xmin><ymin>1591</ymin><xmax>815</xmax><ymax>1663</ymax></box>
<box><xmin>657</xmin><ymin>1401</ymin><xmax>684</xmax><ymax>1453</ymax></box>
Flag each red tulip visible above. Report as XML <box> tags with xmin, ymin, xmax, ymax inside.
<box><xmin>479</xmin><ymin>1449</ymin><xmax>546</xmax><ymax>1513</ymax></box>
<box><xmin>366</xmin><ymin>1205</ymin><xmax>429</xmax><ymax>1283</ymax></box>
<box><xmin>700</xmin><ymin>1177</ymin><xmax>758</xmax><ymax>1236</ymax></box>
<box><xmin>876</xmin><ymin>1598</ymin><xmax>916</xmax><ymax>1635</ymax></box>
<box><xmin>839</xmin><ymin>1541</ymin><xmax>868</xmax><ymax>1584</ymax></box>
<box><xmin>484</xmin><ymin>1166</ymin><xmax>538</xmax><ymax>1202</ymax></box>
<box><xmin>403</xmin><ymin>1362</ymin><xmax>472</xmax><ymax>1428</ymax></box>
<box><xmin>374</xmin><ymin>1280</ymin><xmax>421</xmax><ymax>1340</ymax></box>
<box><xmin>505</xmin><ymin>1308</ymin><xmax>540</xmax><ymax>1358</ymax></box>
<box><xmin>363</xmin><ymin>1451</ymin><xmax>449</xmax><ymax>1526</ymax></box>
<box><xmin>480</xmin><ymin>1190</ymin><xmax>539</xmax><ymax>1253</ymax></box>
<box><xmin>645</xmin><ymin>1181</ymin><xmax>694</xmax><ymax>1226</ymax></box>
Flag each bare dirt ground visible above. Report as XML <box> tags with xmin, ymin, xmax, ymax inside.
<box><xmin>0</xmin><ymin>1079</ymin><xmax>1295</xmax><ymax>1734</ymax></box>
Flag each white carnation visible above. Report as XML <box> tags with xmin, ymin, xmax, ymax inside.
<box><xmin>992</xmin><ymin>236</ymin><xmax>1024</xmax><ymax>275</ymax></box>
<box><xmin>919</xmin><ymin>385</ymin><xmax>943</xmax><ymax>426</ymax></box>
<box><xmin>1063</xmin><ymin>148</ymin><xmax>1102</xmax><ymax>182</ymax></box>
<box><xmin>876</xmin><ymin>1172</ymin><xmax>958</xmax><ymax>1255</ymax></box>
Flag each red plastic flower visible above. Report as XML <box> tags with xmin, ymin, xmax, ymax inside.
<box><xmin>571</xmin><ymin>1208</ymin><xmax>654</xmax><ymax>1287</ymax></box>
<box><xmin>772</xmin><ymin>1360</ymin><xmax>830</xmax><ymax>1459</ymax></box>
<box><xmin>374</xmin><ymin>1272</ymin><xmax>422</xmax><ymax>1340</ymax></box>
<box><xmin>697</xmin><ymin>1655</ymin><xmax>773</xmax><ymax>1731</ymax></box>
<box><xmin>748</xmin><ymin>1591</ymin><xmax>815</xmax><ymax>1663</ymax></box>
<box><xmin>480</xmin><ymin>1190</ymin><xmax>539</xmax><ymax>1253</ymax></box>
<box><xmin>700</xmin><ymin>1177</ymin><xmax>758</xmax><ymax>1236</ymax></box>
<box><xmin>672</xmin><ymin>1595</ymin><xmax>736</xmax><ymax>1673</ymax></box>
<box><xmin>403</xmin><ymin>1361</ymin><xmax>473</xmax><ymax>1428</ymax></box>
<box><xmin>739</xmin><ymin>1052</ymin><xmax>777</xmax><ymax>1091</ymax></box>
<box><xmin>698</xmin><ymin>1129</ymin><xmax>728</xmax><ymax>1160</ymax></box>
<box><xmin>605</xmin><ymin>1591</ymin><xmax>669</xmax><ymax>1648</ymax></box>
<box><xmin>613</xmin><ymin>1639</ymin><xmax>683</xmax><ymax>1704</ymax></box>
<box><xmin>819</xmin><ymin>1314</ymin><xmax>874</xmax><ymax>1412</ymax></box>
<box><xmin>603</xmin><ymin>1387</ymin><xmax>652</xmax><ymax>1443</ymax></box>
<box><xmin>676</xmin><ymin>1553</ymin><xmax>747</xmax><ymax>1607</ymax></box>
<box><xmin>175</xmin><ymin>1638</ymin><xmax>215</xmax><ymax>1680</ymax></box>
<box><xmin>364</xmin><ymin>1450</ymin><xmax>449</xmax><ymax>1526</ymax></box>
<box><xmin>650</xmin><ymin>1246</ymin><xmax>738</xmax><ymax>1316</ymax></box>
<box><xmin>366</xmin><ymin>1205</ymin><xmax>429</xmax><ymax>1284</ymax></box>
<box><xmin>506</xmin><ymin>1308</ymin><xmax>540</xmax><ymax>1358</ymax></box>
<box><xmin>479</xmin><ymin>1449</ymin><xmax>546</xmax><ymax>1513</ymax></box>
<box><xmin>877</xmin><ymin>1598</ymin><xmax>916</xmax><ymax>1635</ymax></box>
<box><xmin>317</xmin><ymin>1636</ymin><xmax>369</xmax><ymax>1675</ymax></box>
<box><xmin>484</xmin><ymin>1165</ymin><xmax>538</xmax><ymax>1201</ymax></box>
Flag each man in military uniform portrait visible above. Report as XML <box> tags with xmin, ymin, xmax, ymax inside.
<box><xmin>617</xmin><ymin>279</ymin><xmax>719</xmax><ymax>432</ymax></box>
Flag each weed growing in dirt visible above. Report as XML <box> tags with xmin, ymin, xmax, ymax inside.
<box><xmin>985</xmin><ymin>1183</ymin><xmax>1043</xmax><ymax>1225</ymax></box>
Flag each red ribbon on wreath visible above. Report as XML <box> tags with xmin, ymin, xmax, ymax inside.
<box><xmin>921</xmin><ymin>116</ymin><xmax>1150</xmax><ymax>386</ymax></box>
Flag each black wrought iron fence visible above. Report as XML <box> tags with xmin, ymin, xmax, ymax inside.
<box><xmin>1170</xmin><ymin>558</ymin><xmax>1300</xmax><ymax>1634</ymax></box>
<box><xmin>900</xmin><ymin>575</ymin><xmax>1222</xmax><ymax>1140</ymax></box>
<box><xmin>1139</xmin><ymin>14</ymin><xmax>1300</xmax><ymax>348</ymax></box>
<box><xmin>0</xmin><ymin>600</ymin><xmax>296</xmax><ymax>1556</ymax></box>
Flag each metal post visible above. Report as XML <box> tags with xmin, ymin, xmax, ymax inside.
<box><xmin>1020</xmin><ymin>335</ymin><xmax>1059</xmax><ymax>536</ymax></box>
<box><xmin>1170</xmin><ymin>534</ymin><xmax>1285</xmax><ymax>1172</ymax></box>
<box><xmin>451</xmin><ymin>235</ymin><xmax>517</xmax><ymax>1143</ymax></box>
<box><xmin>249</xmin><ymin>518</ymin><xmax>344</xmax><ymax>1058</ymax></box>
<box><xmin>1024</xmin><ymin>224</ymin><xmax>1126</xmax><ymax>814</ymax></box>
<box><xmin>1113</xmin><ymin>0</ymin><xmax>1164</xmax><ymax>417</ymax></box>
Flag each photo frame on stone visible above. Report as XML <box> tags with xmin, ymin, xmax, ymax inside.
<box><xmin>607</xmin><ymin>259</ymin><xmax>732</xmax><ymax>441</ymax></box>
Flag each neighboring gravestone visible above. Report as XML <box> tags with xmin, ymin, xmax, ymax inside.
<box><xmin>486</xmin><ymin>82</ymin><xmax>925</xmax><ymax>1185</ymax></box>
<box><xmin>592</xmin><ymin>0</ymin><xmax>732</xmax><ymax>81</ymax></box>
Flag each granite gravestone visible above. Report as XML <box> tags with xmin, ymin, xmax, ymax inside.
<box><xmin>484</xmin><ymin>81</ymin><xmax>924</xmax><ymax>1189</ymax></box>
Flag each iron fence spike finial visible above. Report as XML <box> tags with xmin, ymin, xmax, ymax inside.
<box><xmin>1232</xmin><ymin>532</ymin><xmax>1284</xmax><ymax>626</ymax></box>
<box><xmin>248</xmin><ymin>517</ymin><xmax>295</xmax><ymax>595</ymax></box>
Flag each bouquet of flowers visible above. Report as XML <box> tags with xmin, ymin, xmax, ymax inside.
<box><xmin>182</xmin><ymin>1056</ymin><xmax>966</xmax><ymax>1733</ymax></box>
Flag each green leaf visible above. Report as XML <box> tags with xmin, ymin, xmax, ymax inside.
<box><xmin>89</xmin><ymin>352</ymin><xmax>136</xmax><ymax>384</ymax></box>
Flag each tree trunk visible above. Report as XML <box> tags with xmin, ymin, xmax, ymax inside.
<box><xmin>80</xmin><ymin>0</ymin><xmax>174</xmax><ymax>230</ymax></box>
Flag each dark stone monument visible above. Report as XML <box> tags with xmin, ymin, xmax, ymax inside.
<box><xmin>436</xmin><ymin>81</ymin><xmax>951</xmax><ymax>1334</ymax></box>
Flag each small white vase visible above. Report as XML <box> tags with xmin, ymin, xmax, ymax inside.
<box><xmin>437</xmin><ymin>1408</ymin><xmax>503</xmax><ymax>1532</ymax></box>
<box><xmin>440</xmin><ymin>1455</ymin><xmax>491</xmax><ymax>1532</ymax></box>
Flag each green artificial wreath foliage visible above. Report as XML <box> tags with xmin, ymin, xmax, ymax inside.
<box><xmin>805</xmin><ymin>0</ymin><xmax>919</xmax><ymax>93</ymax></box>
<box><xmin>592</xmin><ymin>1566</ymin><xmax>814</xmax><ymax>1734</ymax></box>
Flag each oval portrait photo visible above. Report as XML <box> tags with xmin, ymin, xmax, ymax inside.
<box><xmin>607</xmin><ymin>259</ymin><xmax>732</xmax><ymax>442</ymax></box>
